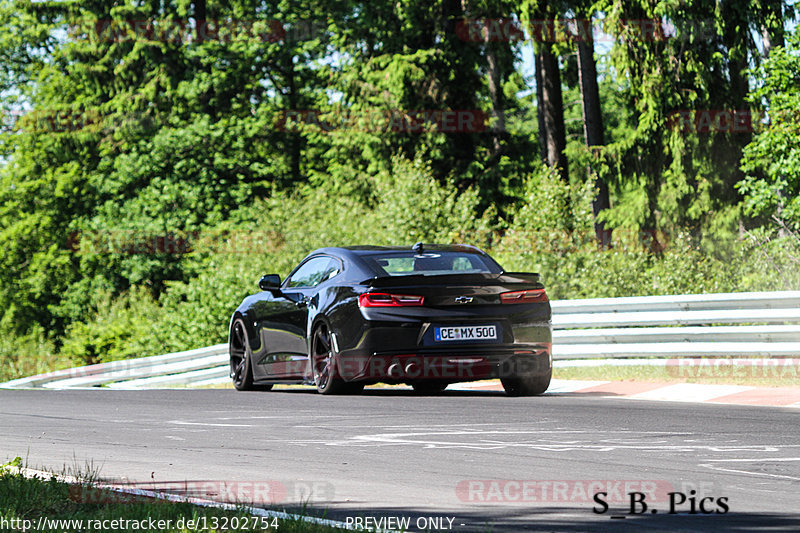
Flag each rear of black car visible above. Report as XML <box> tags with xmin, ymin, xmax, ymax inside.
<box><xmin>335</xmin><ymin>246</ymin><xmax>552</xmax><ymax>396</ymax></box>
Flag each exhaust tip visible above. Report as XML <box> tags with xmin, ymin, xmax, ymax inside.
<box><xmin>387</xmin><ymin>363</ymin><xmax>403</xmax><ymax>378</ymax></box>
<box><xmin>404</xmin><ymin>362</ymin><xmax>420</xmax><ymax>378</ymax></box>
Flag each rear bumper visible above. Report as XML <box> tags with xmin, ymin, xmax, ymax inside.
<box><xmin>332</xmin><ymin>311</ymin><xmax>552</xmax><ymax>384</ymax></box>
<box><xmin>341</xmin><ymin>347</ymin><xmax>551</xmax><ymax>383</ymax></box>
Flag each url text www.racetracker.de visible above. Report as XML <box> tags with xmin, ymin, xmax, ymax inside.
<box><xmin>0</xmin><ymin>516</ymin><xmax>281</xmax><ymax>532</ymax></box>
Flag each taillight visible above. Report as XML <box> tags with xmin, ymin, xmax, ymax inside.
<box><xmin>500</xmin><ymin>289</ymin><xmax>548</xmax><ymax>304</ymax></box>
<box><xmin>358</xmin><ymin>293</ymin><xmax>425</xmax><ymax>307</ymax></box>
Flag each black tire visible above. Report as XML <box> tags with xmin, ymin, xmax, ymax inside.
<box><xmin>501</xmin><ymin>370</ymin><xmax>551</xmax><ymax>397</ymax></box>
<box><xmin>311</xmin><ymin>322</ymin><xmax>350</xmax><ymax>395</ymax></box>
<box><xmin>230</xmin><ymin>318</ymin><xmax>273</xmax><ymax>392</ymax></box>
<box><xmin>411</xmin><ymin>381</ymin><xmax>449</xmax><ymax>394</ymax></box>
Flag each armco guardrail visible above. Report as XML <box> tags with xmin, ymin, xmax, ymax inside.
<box><xmin>2</xmin><ymin>291</ymin><xmax>799</xmax><ymax>389</ymax></box>
<box><xmin>550</xmin><ymin>291</ymin><xmax>800</xmax><ymax>358</ymax></box>
<box><xmin>0</xmin><ymin>345</ymin><xmax>229</xmax><ymax>390</ymax></box>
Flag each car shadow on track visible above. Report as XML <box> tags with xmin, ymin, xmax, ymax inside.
<box><xmin>266</xmin><ymin>386</ymin><xmax>516</xmax><ymax>397</ymax></box>
<box><xmin>264</xmin><ymin>386</ymin><xmax>626</xmax><ymax>398</ymax></box>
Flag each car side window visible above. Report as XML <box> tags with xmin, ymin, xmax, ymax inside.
<box><xmin>286</xmin><ymin>257</ymin><xmax>340</xmax><ymax>288</ymax></box>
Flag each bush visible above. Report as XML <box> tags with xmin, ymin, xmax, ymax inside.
<box><xmin>0</xmin><ymin>326</ymin><xmax>69</xmax><ymax>382</ymax></box>
<box><xmin>494</xmin><ymin>165</ymin><xmax>800</xmax><ymax>298</ymax></box>
<box><xmin>59</xmin><ymin>287</ymin><xmax>167</xmax><ymax>365</ymax></box>
<box><xmin>369</xmin><ymin>157</ymin><xmax>497</xmax><ymax>246</ymax></box>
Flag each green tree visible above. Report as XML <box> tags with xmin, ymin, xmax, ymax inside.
<box><xmin>739</xmin><ymin>27</ymin><xmax>800</xmax><ymax>230</ymax></box>
<box><xmin>594</xmin><ymin>0</ymin><xmax>776</xmax><ymax>236</ymax></box>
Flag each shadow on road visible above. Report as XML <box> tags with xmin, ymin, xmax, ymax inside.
<box><xmin>262</xmin><ymin>386</ymin><xmax>630</xmax><ymax>398</ymax></box>
<box><xmin>280</xmin><ymin>503</ymin><xmax>800</xmax><ymax>532</ymax></box>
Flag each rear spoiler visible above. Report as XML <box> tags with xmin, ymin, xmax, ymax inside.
<box><xmin>501</xmin><ymin>272</ymin><xmax>542</xmax><ymax>284</ymax></box>
<box><xmin>363</xmin><ymin>272</ymin><xmax>542</xmax><ymax>287</ymax></box>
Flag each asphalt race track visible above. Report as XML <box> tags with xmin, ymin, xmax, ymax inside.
<box><xmin>1</xmin><ymin>388</ymin><xmax>799</xmax><ymax>532</ymax></box>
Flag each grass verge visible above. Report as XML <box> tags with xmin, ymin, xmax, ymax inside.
<box><xmin>554</xmin><ymin>361</ymin><xmax>800</xmax><ymax>388</ymax></box>
<box><xmin>0</xmin><ymin>458</ymin><xmax>347</xmax><ymax>533</ymax></box>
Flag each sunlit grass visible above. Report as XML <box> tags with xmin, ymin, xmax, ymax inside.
<box><xmin>554</xmin><ymin>362</ymin><xmax>800</xmax><ymax>388</ymax></box>
<box><xmin>0</xmin><ymin>458</ymin><xmax>349</xmax><ymax>533</ymax></box>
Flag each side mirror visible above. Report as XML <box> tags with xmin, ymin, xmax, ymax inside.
<box><xmin>258</xmin><ymin>274</ymin><xmax>281</xmax><ymax>291</ymax></box>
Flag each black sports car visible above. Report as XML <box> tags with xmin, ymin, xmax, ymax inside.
<box><xmin>228</xmin><ymin>244</ymin><xmax>552</xmax><ymax>396</ymax></box>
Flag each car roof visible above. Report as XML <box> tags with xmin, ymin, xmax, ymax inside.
<box><xmin>319</xmin><ymin>244</ymin><xmax>487</xmax><ymax>256</ymax></box>
<box><xmin>296</xmin><ymin>244</ymin><xmax>497</xmax><ymax>280</ymax></box>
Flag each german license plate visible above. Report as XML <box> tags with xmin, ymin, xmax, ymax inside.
<box><xmin>434</xmin><ymin>325</ymin><xmax>497</xmax><ymax>342</ymax></box>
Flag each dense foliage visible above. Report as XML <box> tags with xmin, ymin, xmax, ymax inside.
<box><xmin>1</xmin><ymin>0</ymin><xmax>798</xmax><ymax>379</ymax></box>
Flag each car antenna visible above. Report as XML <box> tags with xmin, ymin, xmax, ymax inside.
<box><xmin>412</xmin><ymin>242</ymin><xmax>424</xmax><ymax>254</ymax></box>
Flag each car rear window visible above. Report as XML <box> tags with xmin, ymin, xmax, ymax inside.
<box><xmin>363</xmin><ymin>251</ymin><xmax>501</xmax><ymax>276</ymax></box>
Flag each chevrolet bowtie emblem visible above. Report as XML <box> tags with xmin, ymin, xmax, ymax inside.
<box><xmin>454</xmin><ymin>296</ymin><xmax>473</xmax><ymax>304</ymax></box>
